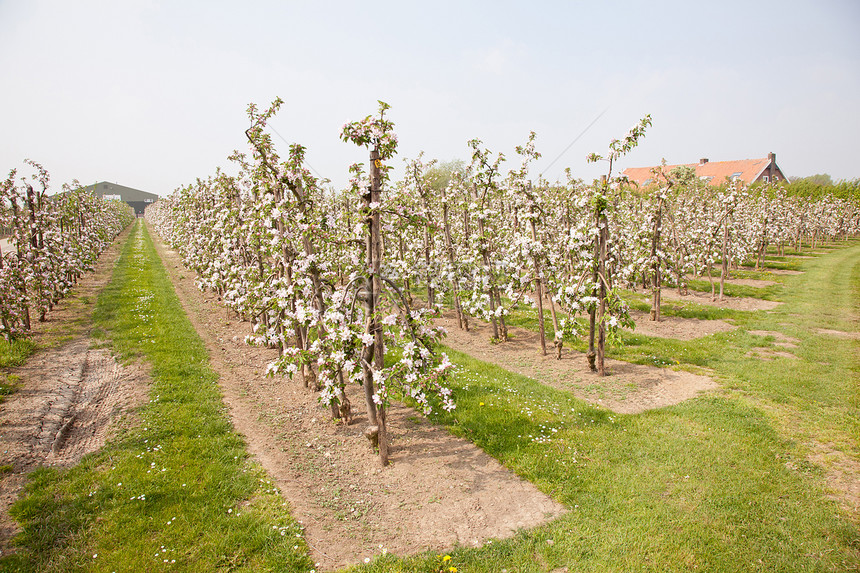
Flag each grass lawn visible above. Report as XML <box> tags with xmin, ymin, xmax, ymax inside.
<box><xmin>0</xmin><ymin>339</ymin><xmax>35</xmax><ymax>406</ymax></box>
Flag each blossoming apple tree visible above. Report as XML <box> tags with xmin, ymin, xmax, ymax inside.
<box><xmin>0</xmin><ymin>161</ymin><xmax>134</xmax><ymax>340</ymax></box>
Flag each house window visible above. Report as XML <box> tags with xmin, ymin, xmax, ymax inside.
<box><xmin>762</xmin><ymin>176</ymin><xmax>769</xmax><ymax>183</ymax></box>
<box><xmin>731</xmin><ymin>172</ymin><xmax>743</xmax><ymax>180</ymax></box>
<box><xmin>642</xmin><ymin>178</ymin><xmax>653</xmax><ymax>186</ymax></box>
<box><xmin>700</xmin><ymin>176</ymin><xmax>713</xmax><ymax>182</ymax></box>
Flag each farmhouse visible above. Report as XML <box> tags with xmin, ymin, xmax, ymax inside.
<box><xmin>82</xmin><ymin>181</ymin><xmax>158</xmax><ymax>216</ymax></box>
<box><xmin>623</xmin><ymin>152</ymin><xmax>788</xmax><ymax>188</ymax></box>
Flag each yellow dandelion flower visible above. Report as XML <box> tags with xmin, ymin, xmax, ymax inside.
<box><xmin>442</xmin><ymin>555</ymin><xmax>451</xmax><ymax>562</ymax></box>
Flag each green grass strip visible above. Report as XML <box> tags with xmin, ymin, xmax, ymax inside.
<box><xmin>0</xmin><ymin>339</ymin><xmax>35</xmax><ymax>406</ymax></box>
<box><xmin>3</xmin><ymin>221</ymin><xmax>312</xmax><ymax>572</ymax></box>
<box><xmin>717</xmin><ymin>240</ymin><xmax>860</xmax><ymax>456</ymax></box>
<box><xmin>0</xmin><ymin>339</ymin><xmax>37</xmax><ymax>371</ymax></box>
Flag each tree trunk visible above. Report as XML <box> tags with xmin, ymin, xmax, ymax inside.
<box><xmin>707</xmin><ymin>262</ymin><xmax>715</xmax><ymax>301</ymax></box>
<box><xmin>548</xmin><ymin>289</ymin><xmax>562</xmax><ymax>359</ymax></box>
<box><xmin>418</xmin><ymin>188</ymin><xmax>436</xmax><ymax>309</ymax></box>
<box><xmin>649</xmin><ymin>197</ymin><xmax>664</xmax><ymax>322</ymax></box>
<box><xmin>719</xmin><ymin>218</ymin><xmax>729</xmax><ymax>301</ymax></box>
<box><xmin>367</xmin><ymin>146</ymin><xmax>388</xmax><ymax>465</ymax></box>
<box><xmin>596</xmin><ymin>209</ymin><xmax>609</xmax><ymax>377</ymax></box>
<box><xmin>587</xmin><ymin>236</ymin><xmax>598</xmax><ymax>373</ymax></box>
<box><xmin>398</xmin><ymin>236</ymin><xmax>412</xmax><ymax>306</ymax></box>
<box><xmin>476</xmin><ymin>208</ymin><xmax>499</xmax><ymax>341</ymax></box>
<box><xmin>441</xmin><ymin>192</ymin><xmax>466</xmax><ymax>330</ymax></box>
<box><xmin>588</xmin><ymin>177</ymin><xmax>611</xmax><ymax>374</ymax></box>
<box><xmin>534</xmin><ymin>277</ymin><xmax>546</xmax><ymax>355</ymax></box>
<box><xmin>494</xmin><ymin>287</ymin><xmax>508</xmax><ymax>341</ymax></box>
<box><xmin>529</xmin><ymin>216</ymin><xmax>546</xmax><ymax>356</ymax></box>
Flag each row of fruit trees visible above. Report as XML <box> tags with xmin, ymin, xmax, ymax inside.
<box><xmin>146</xmin><ymin>101</ymin><xmax>860</xmax><ymax>464</ymax></box>
<box><xmin>0</xmin><ymin>161</ymin><xmax>135</xmax><ymax>340</ymax></box>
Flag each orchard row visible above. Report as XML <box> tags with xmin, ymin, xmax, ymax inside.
<box><xmin>1</xmin><ymin>161</ymin><xmax>135</xmax><ymax>339</ymax></box>
<box><xmin>145</xmin><ymin>100</ymin><xmax>860</xmax><ymax>464</ymax></box>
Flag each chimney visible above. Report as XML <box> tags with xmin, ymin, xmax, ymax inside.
<box><xmin>699</xmin><ymin>158</ymin><xmax>708</xmax><ymax>165</ymax></box>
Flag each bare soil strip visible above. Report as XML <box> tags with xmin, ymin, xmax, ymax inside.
<box><xmin>0</xmin><ymin>227</ymin><xmax>149</xmax><ymax>553</ymax></box>
<box><xmin>4</xmin><ymin>341</ymin><xmax>147</xmax><ymax>466</ymax></box>
<box><xmin>766</xmin><ymin>269</ymin><xmax>803</xmax><ymax>275</ymax></box>
<box><xmin>435</xmin><ymin>313</ymin><xmax>717</xmax><ymax>415</ymax></box>
<box><xmin>744</xmin><ymin>348</ymin><xmax>799</xmax><ymax>361</ymax></box>
<box><xmin>747</xmin><ymin>330</ymin><xmax>800</xmax><ymax>345</ymax></box>
<box><xmin>722</xmin><ymin>278</ymin><xmax>778</xmax><ymax>287</ymax></box>
<box><xmin>815</xmin><ymin>328</ymin><xmax>860</xmax><ymax>340</ymax></box>
<box><xmin>687</xmin><ymin>275</ymin><xmax>779</xmax><ymax>288</ymax></box>
<box><xmin>149</xmin><ymin>226</ymin><xmax>566</xmax><ymax>571</ymax></box>
<box><xmin>627</xmin><ymin>309</ymin><xmax>735</xmax><ymax>339</ymax></box>
<box><xmin>744</xmin><ymin>330</ymin><xmax>801</xmax><ymax>360</ymax></box>
<box><xmin>809</xmin><ymin>441</ymin><xmax>860</xmax><ymax>517</ymax></box>
<box><xmin>658</xmin><ymin>287</ymin><xmax>780</xmax><ymax>311</ymax></box>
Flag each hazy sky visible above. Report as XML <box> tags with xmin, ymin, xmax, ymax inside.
<box><xmin>2</xmin><ymin>0</ymin><xmax>858</xmax><ymax>196</ymax></box>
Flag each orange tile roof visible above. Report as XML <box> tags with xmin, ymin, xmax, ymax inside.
<box><xmin>623</xmin><ymin>157</ymin><xmax>776</xmax><ymax>188</ymax></box>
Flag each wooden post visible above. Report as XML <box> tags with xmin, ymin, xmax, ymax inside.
<box><xmin>366</xmin><ymin>144</ymin><xmax>388</xmax><ymax>465</ymax></box>
<box><xmin>587</xmin><ymin>250</ymin><xmax>598</xmax><ymax>373</ymax></box>
<box><xmin>597</xmin><ymin>213</ymin><xmax>608</xmax><ymax>376</ymax></box>
<box><xmin>649</xmin><ymin>195</ymin><xmax>664</xmax><ymax>322</ymax></box>
<box><xmin>473</xmin><ymin>183</ymin><xmax>499</xmax><ymax>341</ymax></box>
<box><xmin>529</xmin><ymin>184</ymin><xmax>546</xmax><ymax>356</ymax></box>
<box><xmin>595</xmin><ymin>176</ymin><xmax>609</xmax><ymax>376</ymax></box>
<box><xmin>441</xmin><ymin>186</ymin><xmax>466</xmax><ymax>330</ymax></box>
<box><xmin>417</xmin><ymin>174</ymin><xmax>436</xmax><ymax>309</ymax></box>
<box><xmin>719</xmin><ymin>216</ymin><xmax>729</xmax><ymax>301</ymax></box>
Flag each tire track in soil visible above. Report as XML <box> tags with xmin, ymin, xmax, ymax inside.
<box><xmin>0</xmin><ymin>341</ymin><xmax>148</xmax><ymax>469</ymax></box>
<box><xmin>0</xmin><ymin>227</ymin><xmax>150</xmax><ymax>554</ymax></box>
<box><xmin>148</xmin><ymin>222</ymin><xmax>567</xmax><ymax>571</ymax></box>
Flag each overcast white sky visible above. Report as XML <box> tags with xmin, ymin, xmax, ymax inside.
<box><xmin>2</xmin><ymin>0</ymin><xmax>858</xmax><ymax>196</ymax></box>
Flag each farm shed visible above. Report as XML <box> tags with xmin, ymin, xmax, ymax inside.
<box><xmin>82</xmin><ymin>181</ymin><xmax>158</xmax><ymax>216</ymax></box>
<box><xmin>623</xmin><ymin>152</ymin><xmax>788</xmax><ymax>188</ymax></box>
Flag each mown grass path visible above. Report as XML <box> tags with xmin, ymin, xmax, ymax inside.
<box><xmin>2</xmin><ymin>221</ymin><xmax>312</xmax><ymax>572</ymax></box>
<box><xmin>718</xmin><ymin>242</ymin><xmax>860</xmax><ymax>466</ymax></box>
